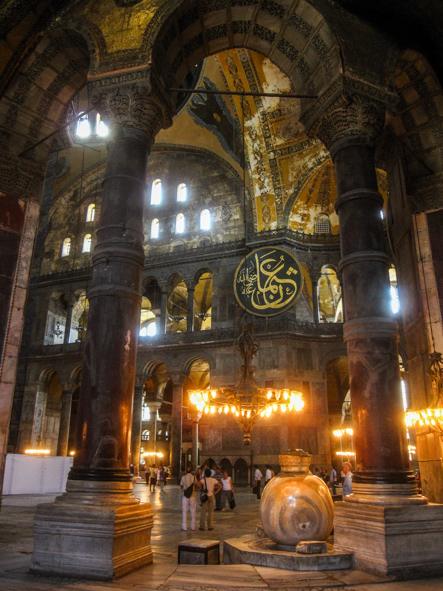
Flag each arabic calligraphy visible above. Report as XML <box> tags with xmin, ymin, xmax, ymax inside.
<box><xmin>234</xmin><ymin>247</ymin><xmax>303</xmax><ymax>316</ymax></box>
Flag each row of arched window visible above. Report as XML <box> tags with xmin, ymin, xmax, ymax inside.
<box><xmin>151</xmin><ymin>209</ymin><xmax>211</xmax><ymax>238</ymax></box>
<box><xmin>150</xmin><ymin>179</ymin><xmax>187</xmax><ymax>205</ymax></box>
<box><xmin>61</xmin><ymin>235</ymin><xmax>92</xmax><ymax>256</ymax></box>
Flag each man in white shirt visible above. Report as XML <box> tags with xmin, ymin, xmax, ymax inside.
<box><xmin>254</xmin><ymin>465</ymin><xmax>263</xmax><ymax>499</ymax></box>
<box><xmin>180</xmin><ymin>465</ymin><xmax>196</xmax><ymax>531</ymax></box>
<box><xmin>197</xmin><ymin>468</ymin><xmax>222</xmax><ymax>530</ymax></box>
<box><xmin>265</xmin><ymin>465</ymin><xmax>274</xmax><ymax>486</ymax></box>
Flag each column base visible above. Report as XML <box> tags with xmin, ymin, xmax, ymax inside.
<box><xmin>334</xmin><ymin>501</ymin><xmax>443</xmax><ymax>577</ymax></box>
<box><xmin>346</xmin><ymin>481</ymin><xmax>428</xmax><ymax>506</ymax></box>
<box><xmin>31</xmin><ymin>480</ymin><xmax>154</xmax><ymax>580</ymax></box>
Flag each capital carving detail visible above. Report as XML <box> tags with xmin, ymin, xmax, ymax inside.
<box><xmin>313</xmin><ymin>93</ymin><xmax>387</xmax><ymax>151</ymax></box>
<box><xmin>89</xmin><ymin>68</ymin><xmax>174</xmax><ymax>141</ymax></box>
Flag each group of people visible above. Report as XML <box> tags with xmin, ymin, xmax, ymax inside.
<box><xmin>179</xmin><ymin>465</ymin><xmax>235</xmax><ymax>531</ymax></box>
<box><xmin>315</xmin><ymin>463</ymin><xmax>353</xmax><ymax>499</ymax></box>
<box><xmin>145</xmin><ymin>464</ymin><xmax>169</xmax><ymax>493</ymax></box>
<box><xmin>252</xmin><ymin>464</ymin><xmax>275</xmax><ymax>499</ymax></box>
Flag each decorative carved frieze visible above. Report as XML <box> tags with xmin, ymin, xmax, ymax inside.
<box><xmin>0</xmin><ymin>154</ymin><xmax>45</xmax><ymax>201</ymax></box>
<box><xmin>89</xmin><ymin>68</ymin><xmax>175</xmax><ymax>141</ymax></box>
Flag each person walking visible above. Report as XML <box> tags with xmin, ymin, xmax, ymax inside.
<box><xmin>149</xmin><ymin>465</ymin><xmax>156</xmax><ymax>491</ymax></box>
<box><xmin>264</xmin><ymin>465</ymin><xmax>274</xmax><ymax>486</ymax></box>
<box><xmin>254</xmin><ymin>465</ymin><xmax>263</xmax><ymax>499</ymax></box>
<box><xmin>342</xmin><ymin>462</ymin><xmax>353</xmax><ymax>499</ymax></box>
<box><xmin>158</xmin><ymin>464</ymin><xmax>166</xmax><ymax>494</ymax></box>
<box><xmin>329</xmin><ymin>465</ymin><xmax>337</xmax><ymax>495</ymax></box>
<box><xmin>221</xmin><ymin>470</ymin><xmax>234</xmax><ymax>510</ymax></box>
<box><xmin>214</xmin><ymin>466</ymin><xmax>223</xmax><ymax>511</ymax></box>
<box><xmin>180</xmin><ymin>465</ymin><xmax>196</xmax><ymax>531</ymax></box>
<box><xmin>197</xmin><ymin>468</ymin><xmax>222</xmax><ymax>530</ymax></box>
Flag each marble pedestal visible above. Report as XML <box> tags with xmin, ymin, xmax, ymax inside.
<box><xmin>334</xmin><ymin>501</ymin><xmax>443</xmax><ymax>577</ymax></box>
<box><xmin>31</xmin><ymin>482</ymin><xmax>154</xmax><ymax>580</ymax></box>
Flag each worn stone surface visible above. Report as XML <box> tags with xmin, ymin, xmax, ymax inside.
<box><xmin>296</xmin><ymin>541</ymin><xmax>328</xmax><ymax>554</ymax></box>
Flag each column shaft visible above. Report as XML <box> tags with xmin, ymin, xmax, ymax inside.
<box><xmin>312</xmin><ymin>279</ymin><xmax>319</xmax><ymax>323</ymax></box>
<box><xmin>169</xmin><ymin>380</ymin><xmax>183</xmax><ymax>481</ymax></box>
<box><xmin>57</xmin><ymin>388</ymin><xmax>72</xmax><ymax>456</ymax></box>
<box><xmin>192</xmin><ymin>420</ymin><xmax>199</xmax><ymax>468</ymax></box>
<box><xmin>71</xmin><ymin>127</ymin><xmax>149</xmax><ymax>482</ymax></box>
<box><xmin>131</xmin><ymin>385</ymin><xmax>143</xmax><ymax>476</ymax></box>
<box><xmin>187</xmin><ymin>287</ymin><xmax>194</xmax><ymax>332</ymax></box>
<box><xmin>332</xmin><ymin>137</ymin><xmax>415</xmax><ymax>497</ymax></box>
<box><xmin>159</xmin><ymin>289</ymin><xmax>168</xmax><ymax>334</ymax></box>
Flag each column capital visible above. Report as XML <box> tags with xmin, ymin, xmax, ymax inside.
<box><xmin>89</xmin><ymin>68</ymin><xmax>175</xmax><ymax>142</ymax></box>
<box><xmin>301</xmin><ymin>77</ymin><xmax>397</xmax><ymax>153</ymax></box>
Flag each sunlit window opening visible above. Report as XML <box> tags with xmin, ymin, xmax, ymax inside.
<box><xmin>389</xmin><ymin>266</ymin><xmax>400</xmax><ymax>314</ymax></box>
<box><xmin>380</xmin><ymin>210</ymin><xmax>385</xmax><ymax>219</ymax></box>
<box><xmin>151</xmin><ymin>218</ymin><xmax>159</xmax><ymax>239</ymax></box>
<box><xmin>82</xmin><ymin>234</ymin><xmax>92</xmax><ymax>253</ymax></box>
<box><xmin>177</xmin><ymin>183</ymin><xmax>187</xmax><ymax>202</ymax></box>
<box><xmin>86</xmin><ymin>203</ymin><xmax>95</xmax><ymax>222</ymax></box>
<box><xmin>142</xmin><ymin>404</ymin><xmax>150</xmax><ymax>421</ymax></box>
<box><xmin>200</xmin><ymin>209</ymin><xmax>211</xmax><ymax>231</ymax></box>
<box><xmin>76</xmin><ymin>114</ymin><xmax>90</xmax><ymax>138</ymax></box>
<box><xmin>96</xmin><ymin>113</ymin><xmax>108</xmax><ymax>137</ymax></box>
<box><xmin>61</xmin><ymin>237</ymin><xmax>71</xmax><ymax>257</ymax></box>
<box><xmin>141</xmin><ymin>429</ymin><xmax>150</xmax><ymax>441</ymax></box>
<box><xmin>151</xmin><ymin>179</ymin><xmax>162</xmax><ymax>205</ymax></box>
<box><xmin>176</xmin><ymin>212</ymin><xmax>185</xmax><ymax>234</ymax></box>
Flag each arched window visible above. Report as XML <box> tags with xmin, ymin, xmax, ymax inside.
<box><xmin>76</xmin><ymin>113</ymin><xmax>90</xmax><ymax>138</ymax></box>
<box><xmin>315</xmin><ymin>213</ymin><xmax>331</xmax><ymax>234</ymax></box>
<box><xmin>61</xmin><ymin>238</ymin><xmax>71</xmax><ymax>257</ymax></box>
<box><xmin>86</xmin><ymin>203</ymin><xmax>95</xmax><ymax>222</ymax></box>
<box><xmin>176</xmin><ymin>213</ymin><xmax>185</xmax><ymax>234</ymax></box>
<box><xmin>82</xmin><ymin>234</ymin><xmax>92</xmax><ymax>253</ymax></box>
<box><xmin>177</xmin><ymin>183</ymin><xmax>187</xmax><ymax>202</ymax></box>
<box><xmin>200</xmin><ymin>209</ymin><xmax>211</xmax><ymax>230</ymax></box>
<box><xmin>151</xmin><ymin>179</ymin><xmax>162</xmax><ymax>205</ymax></box>
<box><xmin>141</xmin><ymin>430</ymin><xmax>150</xmax><ymax>441</ymax></box>
<box><xmin>96</xmin><ymin>113</ymin><xmax>108</xmax><ymax>137</ymax></box>
<box><xmin>151</xmin><ymin>218</ymin><xmax>159</xmax><ymax>239</ymax></box>
<box><xmin>389</xmin><ymin>266</ymin><xmax>400</xmax><ymax>314</ymax></box>
<box><xmin>147</xmin><ymin>322</ymin><xmax>157</xmax><ymax>336</ymax></box>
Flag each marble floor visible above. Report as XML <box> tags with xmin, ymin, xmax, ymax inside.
<box><xmin>0</xmin><ymin>482</ymin><xmax>442</xmax><ymax>591</ymax></box>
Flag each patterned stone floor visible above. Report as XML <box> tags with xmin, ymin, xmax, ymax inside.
<box><xmin>0</xmin><ymin>483</ymin><xmax>442</xmax><ymax>591</ymax></box>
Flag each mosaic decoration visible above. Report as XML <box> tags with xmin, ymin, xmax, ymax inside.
<box><xmin>234</xmin><ymin>246</ymin><xmax>303</xmax><ymax>316</ymax></box>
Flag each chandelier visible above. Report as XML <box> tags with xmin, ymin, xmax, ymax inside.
<box><xmin>188</xmin><ymin>323</ymin><xmax>304</xmax><ymax>445</ymax></box>
<box><xmin>406</xmin><ymin>351</ymin><xmax>443</xmax><ymax>436</ymax></box>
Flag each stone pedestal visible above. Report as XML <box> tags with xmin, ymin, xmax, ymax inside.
<box><xmin>334</xmin><ymin>501</ymin><xmax>443</xmax><ymax>577</ymax></box>
<box><xmin>31</xmin><ymin>481</ymin><xmax>154</xmax><ymax>580</ymax></box>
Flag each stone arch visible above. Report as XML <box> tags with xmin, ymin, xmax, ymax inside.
<box><xmin>233</xmin><ymin>457</ymin><xmax>249</xmax><ymax>487</ymax></box>
<box><xmin>150</xmin><ymin>0</ymin><xmax>343</xmax><ymax>104</ymax></box>
<box><xmin>388</xmin><ymin>49</ymin><xmax>443</xmax><ymax>182</ymax></box>
<box><xmin>1</xmin><ymin>28</ymin><xmax>90</xmax><ymax>165</ymax></box>
<box><xmin>220</xmin><ymin>457</ymin><xmax>232</xmax><ymax>476</ymax></box>
<box><xmin>182</xmin><ymin>353</ymin><xmax>216</xmax><ymax>376</ymax></box>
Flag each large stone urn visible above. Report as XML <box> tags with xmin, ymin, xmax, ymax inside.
<box><xmin>260</xmin><ymin>450</ymin><xmax>334</xmax><ymax>549</ymax></box>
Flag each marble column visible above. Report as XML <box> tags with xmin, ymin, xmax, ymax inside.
<box><xmin>159</xmin><ymin>284</ymin><xmax>168</xmax><ymax>334</ymax></box>
<box><xmin>31</xmin><ymin>385</ymin><xmax>46</xmax><ymax>448</ymax></box>
<box><xmin>311</xmin><ymin>277</ymin><xmax>319</xmax><ymax>323</ymax></box>
<box><xmin>187</xmin><ymin>285</ymin><xmax>195</xmax><ymax>332</ymax></box>
<box><xmin>31</xmin><ymin>70</ymin><xmax>174</xmax><ymax>580</ymax></box>
<box><xmin>303</xmin><ymin>87</ymin><xmax>443</xmax><ymax>577</ymax></box>
<box><xmin>169</xmin><ymin>374</ymin><xmax>185</xmax><ymax>483</ymax></box>
<box><xmin>190</xmin><ymin>409</ymin><xmax>201</xmax><ymax>468</ymax></box>
<box><xmin>56</xmin><ymin>384</ymin><xmax>72</xmax><ymax>456</ymax></box>
<box><xmin>130</xmin><ymin>383</ymin><xmax>143</xmax><ymax>477</ymax></box>
<box><xmin>63</xmin><ymin>301</ymin><xmax>73</xmax><ymax>344</ymax></box>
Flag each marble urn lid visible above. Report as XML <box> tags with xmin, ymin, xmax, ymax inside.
<box><xmin>279</xmin><ymin>449</ymin><xmax>311</xmax><ymax>474</ymax></box>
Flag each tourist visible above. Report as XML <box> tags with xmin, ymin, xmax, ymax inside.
<box><xmin>214</xmin><ymin>466</ymin><xmax>223</xmax><ymax>511</ymax></box>
<box><xmin>254</xmin><ymin>465</ymin><xmax>263</xmax><ymax>499</ymax></box>
<box><xmin>221</xmin><ymin>470</ymin><xmax>234</xmax><ymax>510</ymax></box>
<box><xmin>342</xmin><ymin>462</ymin><xmax>353</xmax><ymax>499</ymax></box>
<box><xmin>197</xmin><ymin>468</ymin><xmax>222</xmax><ymax>530</ymax></box>
<box><xmin>180</xmin><ymin>465</ymin><xmax>196</xmax><ymax>531</ymax></box>
<box><xmin>265</xmin><ymin>465</ymin><xmax>274</xmax><ymax>486</ymax></box>
<box><xmin>329</xmin><ymin>465</ymin><xmax>337</xmax><ymax>495</ymax></box>
<box><xmin>149</xmin><ymin>464</ymin><xmax>156</xmax><ymax>491</ymax></box>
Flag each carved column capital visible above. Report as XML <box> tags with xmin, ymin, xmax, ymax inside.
<box><xmin>89</xmin><ymin>68</ymin><xmax>175</xmax><ymax>145</ymax></box>
<box><xmin>301</xmin><ymin>77</ymin><xmax>397</xmax><ymax>153</ymax></box>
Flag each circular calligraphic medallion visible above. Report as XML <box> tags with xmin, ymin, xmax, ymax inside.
<box><xmin>234</xmin><ymin>247</ymin><xmax>304</xmax><ymax>317</ymax></box>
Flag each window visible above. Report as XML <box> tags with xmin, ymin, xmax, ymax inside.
<box><xmin>147</xmin><ymin>322</ymin><xmax>157</xmax><ymax>336</ymax></box>
<box><xmin>200</xmin><ymin>209</ymin><xmax>211</xmax><ymax>230</ymax></box>
<box><xmin>177</xmin><ymin>183</ymin><xmax>187</xmax><ymax>202</ymax></box>
<box><xmin>96</xmin><ymin>113</ymin><xmax>108</xmax><ymax>137</ymax></box>
<box><xmin>151</xmin><ymin>179</ymin><xmax>162</xmax><ymax>205</ymax></box>
<box><xmin>82</xmin><ymin>234</ymin><xmax>92</xmax><ymax>253</ymax></box>
<box><xmin>141</xmin><ymin>430</ymin><xmax>150</xmax><ymax>441</ymax></box>
<box><xmin>76</xmin><ymin>114</ymin><xmax>90</xmax><ymax>138</ymax></box>
<box><xmin>61</xmin><ymin>238</ymin><xmax>71</xmax><ymax>257</ymax></box>
<box><xmin>315</xmin><ymin>213</ymin><xmax>331</xmax><ymax>234</ymax></box>
<box><xmin>151</xmin><ymin>218</ymin><xmax>159</xmax><ymax>239</ymax></box>
<box><xmin>86</xmin><ymin>203</ymin><xmax>95</xmax><ymax>222</ymax></box>
<box><xmin>176</xmin><ymin>213</ymin><xmax>185</xmax><ymax>234</ymax></box>
<box><xmin>389</xmin><ymin>267</ymin><xmax>400</xmax><ymax>314</ymax></box>
<box><xmin>142</xmin><ymin>404</ymin><xmax>150</xmax><ymax>421</ymax></box>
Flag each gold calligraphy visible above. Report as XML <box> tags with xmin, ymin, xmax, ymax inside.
<box><xmin>234</xmin><ymin>248</ymin><xmax>303</xmax><ymax>316</ymax></box>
